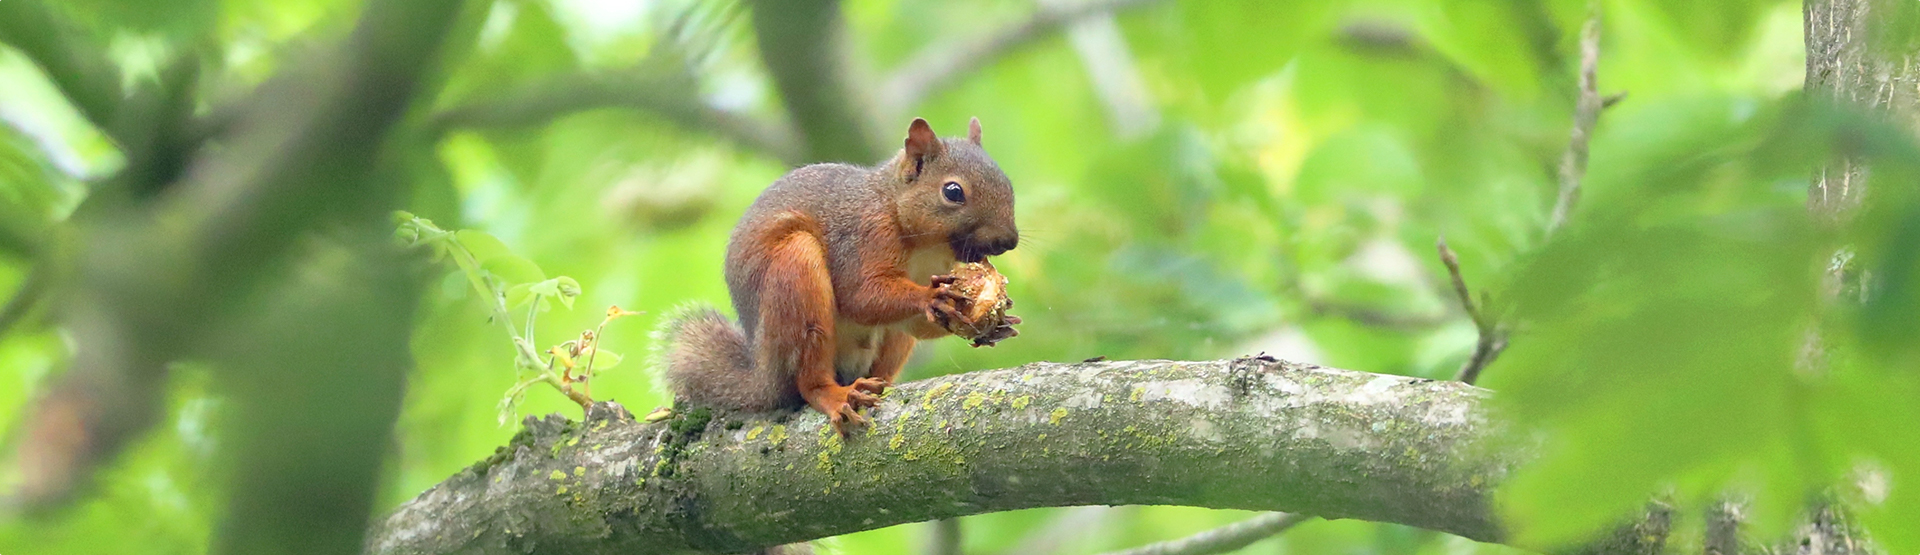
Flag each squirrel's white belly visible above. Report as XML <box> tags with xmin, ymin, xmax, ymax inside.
<box><xmin>832</xmin><ymin>319</ymin><xmax>883</xmax><ymax>383</ymax></box>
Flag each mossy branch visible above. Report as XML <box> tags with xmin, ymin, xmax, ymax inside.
<box><xmin>364</xmin><ymin>358</ymin><xmax>1588</xmax><ymax>555</ymax></box>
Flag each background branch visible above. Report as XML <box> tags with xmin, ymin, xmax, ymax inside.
<box><xmin>8</xmin><ymin>0</ymin><xmax>467</xmax><ymax>511</ymax></box>
<box><xmin>365</xmin><ymin>358</ymin><xmax>1669</xmax><ymax>555</ymax></box>
<box><xmin>428</xmin><ymin>68</ymin><xmax>801</xmax><ymax>164</ymax></box>
<box><xmin>927</xmin><ymin>518</ymin><xmax>963</xmax><ymax>555</ymax></box>
<box><xmin>879</xmin><ymin>0</ymin><xmax>1165</xmax><ymax>113</ymax></box>
<box><xmin>0</xmin><ymin>0</ymin><xmax>121</xmax><ymax>131</ymax></box>
<box><xmin>750</xmin><ymin>0</ymin><xmax>880</xmax><ymax>163</ymax></box>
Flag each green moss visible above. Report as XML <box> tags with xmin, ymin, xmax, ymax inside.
<box><xmin>668</xmin><ymin>406</ymin><xmax>713</xmax><ymax>435</ymax></box>
<box><xmin>656</xmin><ymin>406</ymin><xmax>716</xmax><ymax>478</ymax></box>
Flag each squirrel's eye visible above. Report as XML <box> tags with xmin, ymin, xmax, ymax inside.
<box><xmin>942</xmin><ymin>182</ymin><xmax>966</xmax><ymax>204</ymax></box>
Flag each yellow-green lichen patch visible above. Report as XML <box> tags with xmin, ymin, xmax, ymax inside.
<box><xmin>1011</xmin><ymin>395</ymin><xmax>1031</xmax><ymax>409</ymax></box>
<box><xmin>922</xmin><ymin>382</ymin><xmax>956</xmax><ymax>409</ymax></box>
<box><xmin>549</xmin><ymin>469</ymin><xmax>566</xmax><ymax>480</ymax></box>
<box><xmin>747</xmin><ymin>425</ymin><xmax>766</xmax><ymax>440</ymax></box>
<box><xmin>816</xmin><ymin>450</ymin><xmax>835</xmax><ymax>473</ymax></box>
<box><xmin>963</xmin><ymin>391</ymin><xmax>987</xmax><ymax>410</ymax></box>
<box><xmin>557</xmin><ymin>485</ymin><xmax>569</xmax><ymax>495</ymax></box>
<box><xmin>903</xmin><ymin>451</ymin><xmax>919</xmax><ymax>461</ymax></box>
<box><xmin>1050</xmin><ymin>407</ymin><xmax>1069</xmax><ymax>425</ymax></box>
<box><xmin>889</xmin><ymin>434</ymin><xmax>905</xmax><ymax>450</ymax></box>
<box><xmin>769</xmin><ymin>425</ymin><xmax>789</xmax><ymax>445</ymax></box>
<box><xmin>573</xmin><ymin>466</ymin><xmax>586</xmax><ymax>477</ymax></box>
<box><xmin>566</xmin><ymin>436</ymin><xmax>581</xmax><ymax>447</ymax></box>
<box><xmin>1130</xmin><ymin>386</ymin><xmax>1145</xmax><ymax>402</ymax></box>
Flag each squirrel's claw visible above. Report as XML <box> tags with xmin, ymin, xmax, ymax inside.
<box><xmin>852</xmin><ymin>377</ymin><xmax>890</xmax><ymax>396</ymax></box>
<box><xmin>927</xmin><ymin>300</ymin><xmax>971</xmax><ymax>327</ymax></box>
<box><xmin>829</xmin><ymin>404</ymin><xmax>868</xmax><ymax>436</ymax></box>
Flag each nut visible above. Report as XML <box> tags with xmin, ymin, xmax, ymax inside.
<box><xmin>935</xmin><ymin>261</ymin><xmax>1018</xmax><ymax>347</ymax></box>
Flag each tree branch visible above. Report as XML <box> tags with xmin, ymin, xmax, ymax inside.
<box><xmin>427</xmin><ymin>68</ymin><xmax>802</xmax><ymax>164</ymax></box>
<box><xmin>0</xmin><ymin>0</ymin><xmax>120</xmax><ymax>131</ymax></box>
<box><xmin>1097</xmin><ymin>512</ymin><xmax>1310</xmax><ymax>555</ymax></box>
<box><xmin>750</xmin><ymin>0</ymin><xmax>879</xmax><ymax>163</ymax></box>
<box><xmin>879</xmin><ymin>0</ymin><xmax>1166</xmax><ymax>113</ymax></box>
<box><xmin>366</xmin><ymin>358</ymin><xmax>1568</xmax><ymax>555</ymax></box>
<box><xmin>8</xmin><ymin>0</ymin><xmax>468</xmax><ymax>510</ymax></box>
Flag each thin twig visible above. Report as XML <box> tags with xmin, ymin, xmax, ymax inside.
<box><xmin>1438</xmin><ymin>237</ymin><xmax>1505</xmax><ymax>385</ymax></box>
<box><xmin>1548</xmin><ymin>1</ymin><xmax>1603</xmax><ymax>234</ymax></box>
<box><xmin>1095</xmin><ymin>513</ymin><xmax>1311</xmax><ymax>555</ymax></box>
<box><xmin>1445</xmin><ymin>1</ymin><xmax>1604</xmax><ymax>385</ymax></box>
<box><xmin>879</xmin><ymin>0</ymin><xmax>1167</xmax><ymax>112</ymax></box>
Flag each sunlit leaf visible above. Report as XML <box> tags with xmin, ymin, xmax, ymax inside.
<box><xmin>455</xmin><ymin>229</ymin><xmax>512</xmax><ymax>264</ymax></box>
<box><xmin>585</xmin><ymin>348</ymin><xmax>621</xmax><ymax>373</ymax></box>
<box><xmin>481</xmin><ymin>254</ymin><xmax>545</xmax><ymax>286</ymax></box>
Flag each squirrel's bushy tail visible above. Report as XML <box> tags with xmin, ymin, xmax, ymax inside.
<box><xmin>652</xmin><ymin>304</ymin><xmax>788</xmax><ymax>410</ymax></box>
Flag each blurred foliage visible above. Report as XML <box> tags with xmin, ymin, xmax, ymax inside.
<box><xmin>5</xmin><ymin>0</ymin><xmax>1920</xmax><ymax>553</ymax></box>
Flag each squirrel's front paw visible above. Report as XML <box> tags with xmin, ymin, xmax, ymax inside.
<box><xmin>925</xmin><ymin>279</ymin><xmax>974</xmax><ymax>327</ymax></box>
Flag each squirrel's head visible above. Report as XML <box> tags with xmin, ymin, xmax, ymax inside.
<box><xmin>890</xmin><ymin>117</ymin><xmax>1019</xmax><ymax>263</ymax></box>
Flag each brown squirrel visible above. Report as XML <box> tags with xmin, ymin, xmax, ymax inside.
<box><xmin>659</xmin><ymin>117</ymin><xmax>1019</xmax><ymax>435</ymax></box>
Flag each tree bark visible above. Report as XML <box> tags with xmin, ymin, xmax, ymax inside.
<box><xmin>1803</xmin><ymin>0</ymin><xmax>1920</xmax><ymax>218</ymax></box>
<box><xmin>365</xmin><ymin>358</ymin><xmax>1526</xmax><ymax>555</ymax></box>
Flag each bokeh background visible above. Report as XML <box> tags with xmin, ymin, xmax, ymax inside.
<box><xmin>3</xmin><ymin>0</ymin><xmax>1919</xmax><ymax>553</ymax></box>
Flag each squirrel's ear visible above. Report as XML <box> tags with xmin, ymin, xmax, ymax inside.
<box><xmin>967</xmin><ymin>117</ymin><xmax>983</xmax><ymax>146</ymax></box>
<box><xmin>902</xmin><ymin>117</ymin><xmax>943</xmax><ymax>180</ymax></box>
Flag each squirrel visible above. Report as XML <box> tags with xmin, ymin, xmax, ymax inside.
<box><xmin>658</xmin><ymin>117</ymin><xmax>1019</xmax><ymax>435</ymax></box>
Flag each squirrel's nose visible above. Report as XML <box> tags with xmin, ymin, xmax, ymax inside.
<box><xmin>984</xmin><ymin>235</ymin><xmax>1018</xmax><ymax>256</ymax></box>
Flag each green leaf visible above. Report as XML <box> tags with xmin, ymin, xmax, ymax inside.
<box><xmin>554</xmin><ymin>276</ymin><xmax>581</xmax><ymax>310</ymax></box>
<box><xmin>455</xmin><ymin>229</ymin><xmax>512</xmax><ymax>264</ymax></box>
<box><xmin>481</xmin><ymin>254</ymin><xmax>545</xmax><ymax>286</ymax></box>
<box><xmin>504</xmin><ymin>282</ymin><xmax>533</xmax><ymax>310</ymax></box>
<box><xmin>586</xmin><ymin>349</ymin><xmax>621</xmax><ymax>373</ymax></box>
